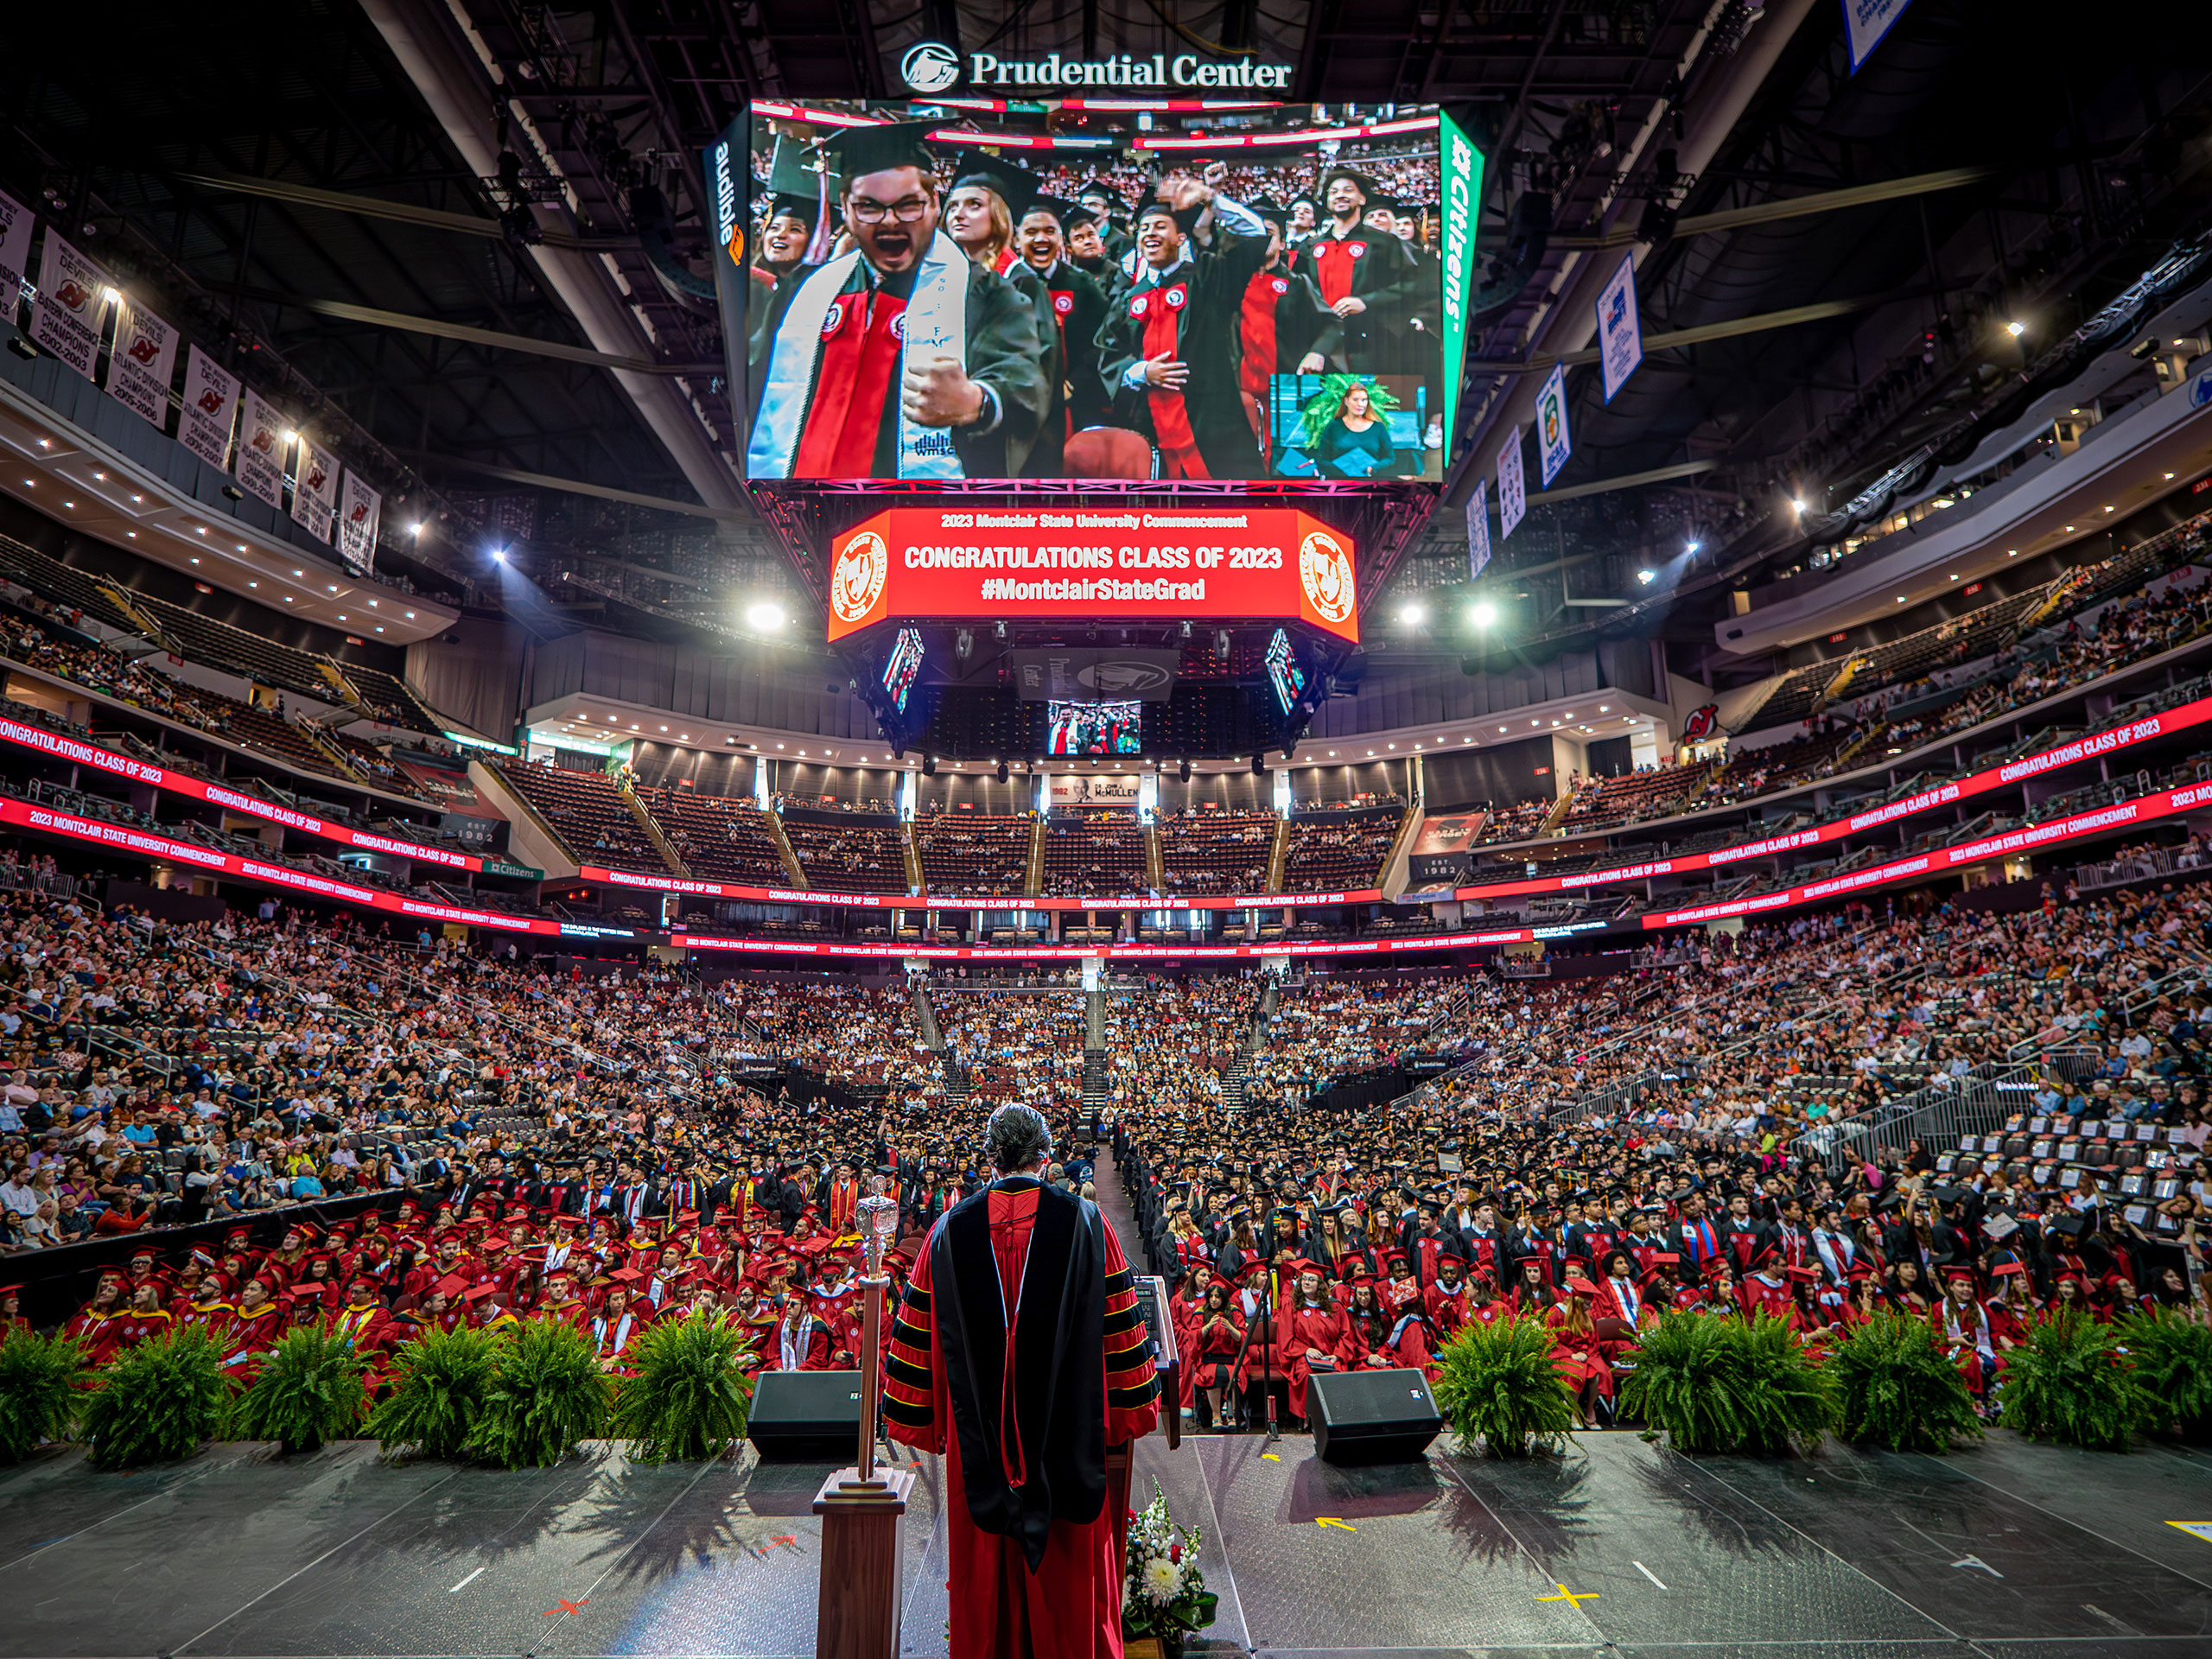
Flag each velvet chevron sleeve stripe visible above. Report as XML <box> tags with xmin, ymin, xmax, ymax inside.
<box><xmin>1099</xmin><ymin>1214</ymin><xmax>1163</xmax><ymax>1435</ymax></box>
<box><xmin>881</xmin><ymin>1254</ymin><xmax>939</xmax><ymax>1444</ymax></box>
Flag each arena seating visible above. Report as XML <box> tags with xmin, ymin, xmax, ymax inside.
<box><xmin>497</xmin><ymin>760</ymin><xmax>673</xmax><ymax>870</ymax></box>
<box><xmin>914</xmin><ymin>812</ymin><xmax>1032</xmax><ymax>896</ymax></box>
<box><xmin>779</xmin><ymin>810</ymin><xmax>909</xmax><ymax>893</ymax></box>
<box><xmin>1282</xmin><ymin>805</ymin><xmax>1401</xmax><ymax>891</ymax></box>
<box><xmin>1040</xmin><ymin>810</ymin><xmax>1146</xmax><ymax>896</ymax></box>
<box><xmin>1157</xmin><ymin>810</ymin><xmax>1274</xmax><ymax>894</ymax></box>
<box><xmin>652</xmin><ymin>791</ymin><xmax>791</xmax><ymax>884</ymax></box>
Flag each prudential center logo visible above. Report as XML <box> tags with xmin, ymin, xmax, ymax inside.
<box><xmin>901</xmin><ymin>41</ymin><xmax>961</xmax><ymax>93</ymax></box>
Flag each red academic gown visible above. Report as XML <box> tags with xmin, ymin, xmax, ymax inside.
<box><xmin>883</xmin><ymin>1183</ymin><xmax>1160</xmax><ymax>1659</ymax></box>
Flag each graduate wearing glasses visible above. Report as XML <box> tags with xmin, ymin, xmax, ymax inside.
<box><xmin>746</xmin><ymin>123</ymin><xmax>1049</xmax><ymax>481</ymax></box>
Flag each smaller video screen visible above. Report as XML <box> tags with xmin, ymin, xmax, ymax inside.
<box><xmin>1265</xmin><ymin>628</ymin><xmax>1306</xmax><ymax>715</ymax></box>
<box><xmin>881</xmin><ymin>627</ymin><xmax>925</xmax><ymax>715</ymax></box>
<box><xmin>1046</xmin><ymin>700</ymin><xmax>1141</xmax><ymax>756</ymax></box>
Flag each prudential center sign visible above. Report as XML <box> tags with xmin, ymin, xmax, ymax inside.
<box><xmin>899</xmin><ymin>41</ymin><xmax>1292</xmax><ymax>92</ymax></box>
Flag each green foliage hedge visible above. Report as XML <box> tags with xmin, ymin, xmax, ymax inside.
<box><xmin>610</xmin><ymin>1313</ymin><xmax>756</xmax><ymax>1464</ymax></box>
<box><xmin>230</xmin><ymin>1328</ymin><xmax>369</xmax><ymax>1455</ymax></box>
<box><xmin>79</xmin><ymin>1328</ymin><xmax>232</xmax><ymax>1470</ymax></box>
<box><xmin>1431</xmin><ymin>1314</ymin><xmax>1576</xmax><ymax>1456</ymax></box>
<box><xmin>368</xmin><ymin>1325</ymin><xmax>501</xmax><ymax>1460</ymax></box>
<box><xmin>1998</xmin><ymin>1310</ymin><xmax>2151</xmax><ymax>1452</ymax></box>
<box><xmin>1618</xmin><ymin>1313</ymin><xmax>1836</xmax><ymax>1455</ymax></box>
<box><xmin>0</xmin><ymin>1332</ymin><xmax>90</xmax><ymax>1462</ymax></box>
<box><xmin>1828</xmin><ymin>1314</ymin><xmax>1983</xmax><ymax>1452</ymax></box>
<box><xmin>463</xmin><ymin>1319</ymin><xmax>613</xmax><ymax>1470</ymax></box>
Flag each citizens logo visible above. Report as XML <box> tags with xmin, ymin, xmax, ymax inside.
<box><xmin>830</xmin><ymin>531</ymin><xmax>890</xmax><ymax>624</ymax></box>
<box><xmin>1299</xmin><ymin>530</ymin><xmax>1355</xmax><ymax>625</ymax></box>
<box><xmin>901</xmin><ymin>41</ymin><xmax>962</xmax><ymax>92</ymax></box>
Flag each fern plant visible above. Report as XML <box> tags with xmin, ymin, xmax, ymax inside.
<box><xmin>0</xmin><ymin>1332</ymin><xmax>89</xmax><ymax>1461</ymax></box>
<box><xmin>1997</xmin><ymin>1310</ymin><xmax>2150</xmax><ymax>1452</ymax></box>
<box><xmin>1618</xmin><ymin>1313</ymin><xmax>1836</xmax><ymax>1455</ymax></box>
<box><xmin>611</xmin><ymin>1313</ymin><xmax>756</xmax><ymax>1464</ymax></box>
<box><xmin>230</xmin><ymin>1327</ymin><xmax>369</xmax><ymax>1455</ymax></box>
<box><xmin>80</xmin><ymin>1328</ymin><xmax>232</xmax><ymax>1470</ymax></box>
<box><xmin>464</xmin><ymin>1318</ymin><xmax>612</xmax><ymax>1469</ymax></box>
<box><xmin>1431</xmin><ymin>1314</ymin><xmax>1576</xmax><ymax>1456</ymax></box>
<box><xmin>369</xmin><ymin>1325</ymin><xmax>501</xmax><ymax>1460</ymax></box>
<box><xmin>1829</xmin><ymin>1314</ymin><xmax>1983</xmax><ymax>1452</ymax></box>
<box><xmin>2120</xmin><ymin>1308</ymin><xmax>2212</xmax><ymax>1440</ymax></box>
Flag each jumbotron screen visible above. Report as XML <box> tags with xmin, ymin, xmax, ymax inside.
<box><xmin>1047</xmin><ymin>700</ymin><xmax>1141</xmax><ymax>755</ymax></box>
<box><xmin>732</xmin><ymin>101</ymin><xmax>1480</xmax><ymax>485</ymax></box>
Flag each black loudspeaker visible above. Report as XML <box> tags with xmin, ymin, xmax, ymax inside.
<box><xmin>747</xmin><ymin>1370</ymin><xmax>865</xmax><ymax>1459</ymax></box>
<box><xmin>1307</xmin><ymin>1368</ymin><xmax>1443</xmax><ymax>1465</ymax></box>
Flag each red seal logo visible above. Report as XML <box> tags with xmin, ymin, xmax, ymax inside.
<box><xmin>891</xmin><ymin>312</ymin><xmax>907</xmax><ymax>340</ymax></box>
<box><xmin>820</xmin><ymin>303</ymin><xmax>844</xmax><ymax>340</ymax></box>
<box><xmin>1164</xmin><ymin>285</ymin><xmax>1187</xmax><ymax>310</ymax></box>
<box><xmin>1270</xmin><ymin>277</ymin><xmax>1289</xmax><ymax>296</ymax></box>
<box><xmin>1130</xmin><ymin>295</ymin><xmax>1149</xmax><ymax>318</ymax></box>
<box><xmin>1349</xmin><ymin>242</ymin><xmax>1367</xmax><ymax>258</ymax></box>
<box><xmin>1052</xmin><ymin>292</ymin><xmax>1074</xmax><ymax>315</ymax></box>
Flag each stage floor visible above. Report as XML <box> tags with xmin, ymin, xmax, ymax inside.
<box><xmin>3</xmin><ymin>1426</ymin><xmax>2210</xmax><ymax>1658</ymax></box>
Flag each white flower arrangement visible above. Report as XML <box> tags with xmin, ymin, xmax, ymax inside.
<box><xmin>1121</xmin><ymin>1478</ymin><xmax>1217</xmax><ymax>1639</ymax></box>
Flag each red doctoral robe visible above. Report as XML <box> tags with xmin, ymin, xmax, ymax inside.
<box><xmin>884</xmin><ymin>1180</ymin><xmax>1160</xmax><ymax>1659</ymax></box>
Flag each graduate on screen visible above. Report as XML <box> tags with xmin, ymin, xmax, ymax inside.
<box><xmin>747</xmin><ymin>123</ymin><xmax>1049</xmax><ymax>480</ymax></box>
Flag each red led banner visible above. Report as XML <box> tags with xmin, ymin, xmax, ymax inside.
<box><xmin>0</xmin><ymin>716</ymin><xmax>481</xmax><ymax>871</ymax></box>
<box><xmin>823</xmin><ymin>506</ymin><xmax>1360</xmax><ymax>644</ymax></box>
<box><xmin>1639</xmin><ymin>778</ymin><xmax>2212</xmax><ymax>929</ymax></box>
<box><xmin>582</xmin><ymin>863</ymin><xmax>1378</xmax><ymax>912</ymax></box>
<box><xmin>0</xmin><ymin>798</ymin><xmax>548</xmax><ymax>933</ymax></box>
<box><xmin>672</xmin><ymin>930</ymin><xmax>1531</xmax><ymax>961</ymax></box>
<box><xmin>1458</xmin><ymin>694</ymin><xmax>2212</xmax><ymax>905</ymax></box>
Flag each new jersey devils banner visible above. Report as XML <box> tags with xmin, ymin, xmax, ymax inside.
<box><xmin>235</xmin><ymin>390</ymin><xmax>290</xmax><ymax>508</ymax></box>
<box><xmin>105</xmin><ymin>296</ymin><xmax>177</xmax><ymax>430</ymax></box>
<box><xmin>337</xmin><ymin>469</ymin><xmax>381</xmax><ymax>573</ymax></box>
<box><xmin>290</xmin><ymin>435</ymin><xmax>340</xmax><ymax>543</ymax></box>
<box><xmin>179</xmin><ymin>347</ymin><xmax>239</xmax><ymax>472</ymax></box>
<box><xmin>29</xmin><ymin>233</ymin><xmax>110</xmax><ymax>378</ymax></box>
<box><xmin>824</xmin><ymin>505</ymin><xmax>1359</xmax><ymax>644</ymax></box>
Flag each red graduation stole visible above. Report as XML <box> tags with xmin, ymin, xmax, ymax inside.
<box><xmin>1239</xmin><ymin>271</ymin><xmax>1287</xmax><ymax>461</ymax></box>
<box><xmin>1309</xmin><ymin>236</ymin><xmax>1365</xmax><ymax>306</ymax></box>
<box><xmin>1130</xmin><ymin>281</ymin><xmax>1208</xmax><ymax>479</ymax></box>
<box><xmin>793</xmin><ymin>288</ymin><xmax>908</xmax><ymax>479</ymax></box>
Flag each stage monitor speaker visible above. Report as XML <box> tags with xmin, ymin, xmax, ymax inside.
<box><xmin>747</xmin><ymin>1370</ymin><xmax>864</xmax><ymax>1459</ymax></box>
<box><xmin>1307</xmin><ymin>1368</ymin><xmax>1442</xmax><ymax>1465</ymax></box>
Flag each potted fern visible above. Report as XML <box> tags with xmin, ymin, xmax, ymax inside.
<box><xmin>370</xmin><ymin>1325</ymin><xmax>502</xmax><ymax>1461</ymax></box>
<box><xmin>611</xmin><ymin>1313</ymin><xmax>756</xmax><ymax>1463</ymax></box>
<box><xmin>1431</xmin><ymin>1315</ymin><xmax>1576</xmax><ymax>1456</ymax></box>
<box><xmin>464</xmin><ymin>1317</ymin><xmax>613</xmax><ymax>1469</ymax></box>
<box><xmin>1999</xmin><ymin>1309</ymin><xmax>2152</xmax><ymax>1452</ymax></box>
<box><xmin>1618</xmin><ymin>1313</ymin><xmax>1836</xmax><ymax>1455</ymax></box>
<box><xmin>1829</xmin><ymin>1314</ymin><xmax>1983</xmax><ymax>1452</ymax></box>
<box><xmin>80</xmin><ymin>1328</ymin><xmax>232</xmax><ymax>1470</ymax></box>
<box><xmin>2120</xmin><ymin>1308</ymin><xmax>2212</xmax><ymax>1442</ymax></box>
<box><xmin>230</xmin><ymin>1327</ymin><xmax>370</xmax><ymax>1455</ymax></box>
<box><xmin>0</xmin><ymin>1332</ymin><xmax>89</xmax><ymax>1462</ymax></box>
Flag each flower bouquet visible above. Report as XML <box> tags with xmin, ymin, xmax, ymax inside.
<box><xmin>1122</xmin><ymin>1478</ymin><xmax>1217</xmax><ymax>1656</ymax></box>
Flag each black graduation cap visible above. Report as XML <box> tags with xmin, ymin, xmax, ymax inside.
<box><xmin>951</xmin><ymin>156</ymin><xmax>1046</xmax><ymax>219</ymax></box>
<box><xmin>1319</xmin><ymin>165</ymin><xmax>1382</xmax><ymax>205</ymax></box>
<box><xmin>810</xmin><ymin>120</ymin><xmax>943</xmax><ymax>188</ymax></box>
<box><xmin>1249</xmin><ymin>198</ymin><xmax>1287</xmax><ymax>228</ymax></box>
<box><xmin>1033</xmin><ymin>197</ymin><xmax>1091</xmax><ymax>231</ymax></box>
<box><xmin>767</xmin><ymin>193</ymin><xmax>823</xmax><ymax>229</ymax></box>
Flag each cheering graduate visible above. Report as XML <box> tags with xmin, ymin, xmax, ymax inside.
<box><xmin>883</xmin><ymin>1104</ymin><xmax>1160</xmax><ymax>1659</ymax></box>
<box><xmin>1301</xmin><ymin>168</ymin><xmax>1424</xmax><ymax>374</ymax></box>
<box><xmin>1017</xmin><ymin>200</ymin><xmax>1115</xmax><ymax>441</ymax></box>
<box><xmin>1096</xmin><ymin>171</ymin><xmax>1275</xmax><ymax>479</ymax></box>
<box><xmin>747</xmin><ymin>124</ymin><xmax>1047</xmax><ymax>480</ymax></box>
<box><xmin>1236</xmin><ymin>202</ymin><xmax>1339</xmax><ymax>466</ymax></box>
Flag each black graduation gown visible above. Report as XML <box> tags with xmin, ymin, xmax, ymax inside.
<box><xmin>746</xmin><ymin>254</ymin><xmax>1048</xmax><ymax>479</ymax></box>
<box><xmin>1300</xmin><ymin>223</ymin><xmax>1423</xmax><ymax>373</ymax></box>
<box><xmin>1095</xmin><ymin>225</ymin><xmax>1274</xmax><ymax>480</ymax></box>
<box><xmin>1029</xmin><ymin>257</ymin><xmax>1113</xmax><ymax>435</ymax></box>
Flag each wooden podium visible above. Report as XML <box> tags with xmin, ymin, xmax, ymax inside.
<box><xmin>811</xmin><ymin>1462</ymin><xmax>914</xmax><ymax>1659</ymax></box>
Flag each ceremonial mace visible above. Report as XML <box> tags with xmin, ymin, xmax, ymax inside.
<box><xmin>810</xmin><ymin>1175</ymin><xmax>911</xmax><ymax>1659</ymax></box>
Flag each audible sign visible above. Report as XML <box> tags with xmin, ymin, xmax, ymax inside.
<box><xmin>824</xmin><ymin>506</ymin><xmax>1359</xmax><ymax>644</ymax></box>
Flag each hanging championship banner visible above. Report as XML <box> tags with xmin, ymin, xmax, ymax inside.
<box><xmin>1535</xmin><ymin>361</ymin><xmax>1573</xmax><ymax>486</ymax></box>
<box><xmin>337</xmin><ymin>469</ymin><xmax>381</xmax><ymax>574</ymax></box>
<box><xmin>235</xmin><ymin>391</ymin><xmax>290</xmax><ymax>509</ymax></box>
<box><xmin>179</xmin><ymin>347</ymin><xmax>239</xmax><ymax>472</ymax></box>
<box><xmin>1595</xmin><ymin>252</ymin><xmax>1643</xmax><ymax>404</ymax></box>
<box><xmin>1497</xmin><ymin>428</ymin><xmax>1526</xmax><ymax>542</ymax></box>
<box><xmin>0</xmin><ymin>189</ymin><xmax>33</xmax><ymax>320</ymax></box>
<box><xmin>29</xmin><ymin>233</ymin><xmax>111</xmax><ymax>379</ymax></box>
<box><xmin>105</xmin><ymin>296</ymin><xmax>177</xmax><ymax>431</ymax></box>
<box><xmin>1466</xmin><ymin>478</ymin><xmax>1492</xmax><ymax>581</ymax></box>
<box><xmin>290</xmin><ymin>436</ymin><xmax>340</xmax><ymax>544</ymax></box>
<box><xmin>1843</xmin><ymin>0</ymin><xmax>1915</xmax><ymax>71</ymax></box>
